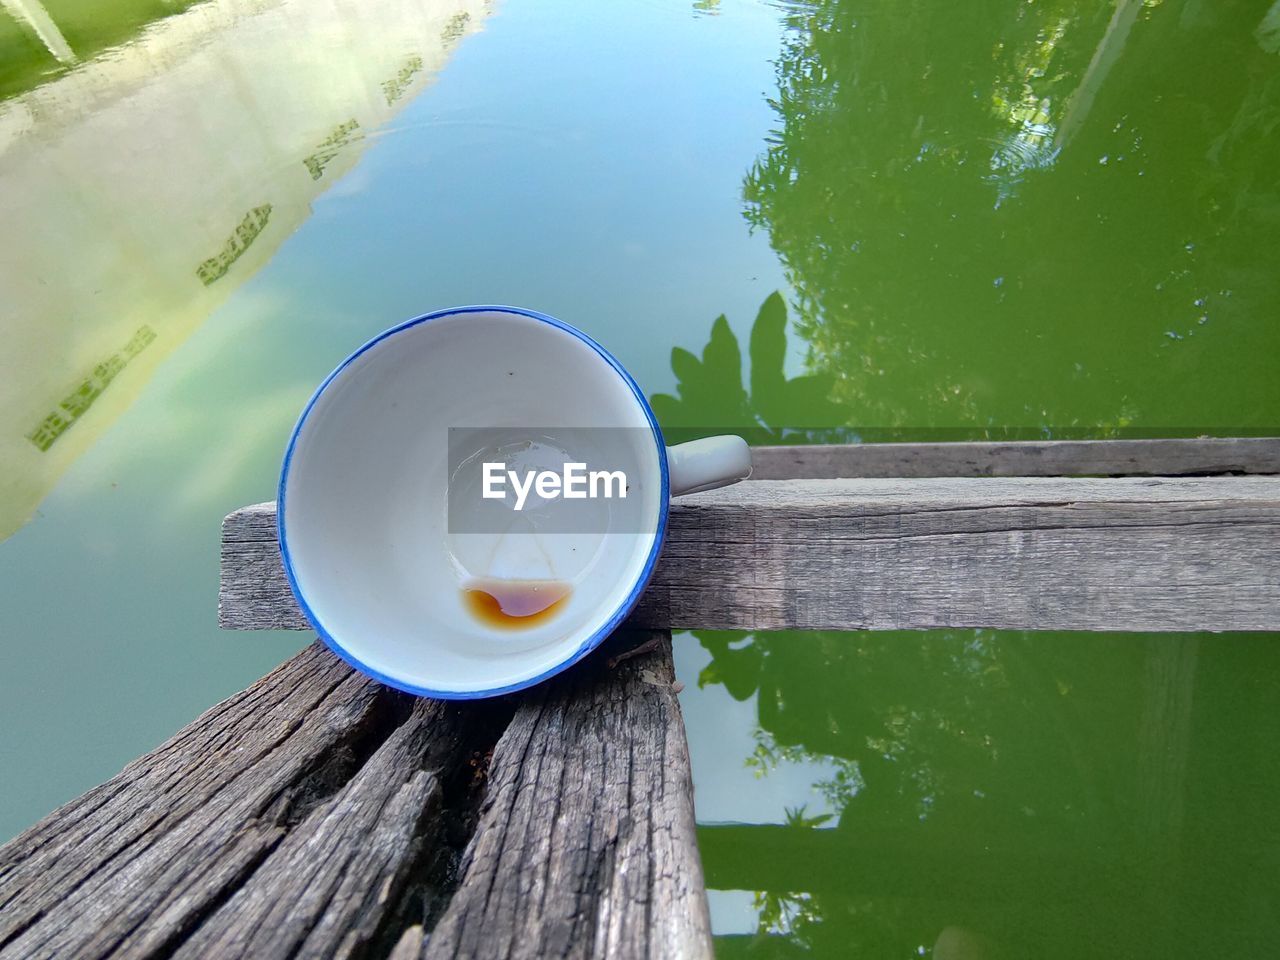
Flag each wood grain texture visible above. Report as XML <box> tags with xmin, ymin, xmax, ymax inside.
<box><xmin>168</xmin><ymin>697</ymin><xmax>466</xmax><ymax>960</ymax></box>
<box><xmin>0</xmin><ymin>643</ymin><xmax>406</xmax><ymax>959</ymax></box>
<box><xmin>422</xmin><ymin>630</ymin><xmax>712</xmax><ymax>960</ymax></box>
<box><xmin>223</xmin><ymin>477</ymin><xmax>1280</xmax><ymax>633</ymax></box>
<box><xmin>0</xmin><ymin>636</ymin><xmax>710</xmax><ymax>959</ymax></box>
<box><xmin>749</xmin><ymin>437</ymin><xmax>1280</xmax><ymax>479</ymax></box>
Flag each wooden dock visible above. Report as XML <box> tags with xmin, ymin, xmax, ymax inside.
<box><xmin>2</xmin><ymin>438</ymin><xmax>1277</xmax><ymax>959</ymax></box>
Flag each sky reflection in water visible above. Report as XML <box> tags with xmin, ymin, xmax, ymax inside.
<box><xmin>1</xmin><ymin>0</ymin><xmax>1278</xmax><ymax>955</ymax></box>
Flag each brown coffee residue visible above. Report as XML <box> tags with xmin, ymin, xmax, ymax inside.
<box><xmin>462</xmin><ymin>578</ymin><xmax>572</xmax><ymax>629</ymax></box>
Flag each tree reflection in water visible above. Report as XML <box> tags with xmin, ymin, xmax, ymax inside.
<box><xmin>650</xmin><ymin>291</ymin><xmax>846</xmax><ymax>446</ymax></box>
<box><xmin>691</xmin><ymin>624</ymin><xmax>1280</xmax><ymax>958</ymax></box>
<box><xmin>656</xmin><ymin>1</ymin><xmax>1280</xmax><ymax>946</ymax></box>
<box><xmin>741</xmin><ymin>0</ymin><xmax>1280</xmax><ymax>435</ymax></box>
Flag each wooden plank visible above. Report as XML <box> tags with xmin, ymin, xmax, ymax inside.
<box><xmin>167</xmin><ymin>697</ymin><xmax>468</xmax><ymax>960</ymax></box>
<box><xmin>0</xmin><ymin>633</ymin><xmax>709</xmax><ymax>960</ymax></box>
<box><xmin>749</xmin><ymin>437</ymin><xmax>1280</xmax><ymax>479</ymax></box>
<box><xmin>1131</xmin><ymin>637</ymin><xmax>1200</xmax><ymax>952</ymax></box>
<box><xmin>222</xmin><ymin>477</ymin><xmax>1280</xmax><ymax>633</ymax></box>
<box><xmin>420</xmin><ymin>630</ymin><xmax>712</xmax><ymax>960</ymax></box>
<box><xmin>698</xmin><ymin>823</ymin><xmax>1107</xmax><ymax>900</ymax></box>
<box><xmin>0</xmin><ymin>643</ymin><xmax>423</xmax><ymax>959</ymax></box>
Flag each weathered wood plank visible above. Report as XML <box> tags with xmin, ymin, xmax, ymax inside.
<box><xmin>168</xmin><ymin>697</ymin><xmax>469</xmax><ymax>960</ymax></box>
<box><xmin>223</xmin><ymin>477</ymin><xmax>1280</xmax><ymax>633</ymax></box>
<box><xmin>0</xmin><ymin>634</ymin><xmax>709</xmax><ymax>959</ymax></box>
<box><xmin>421</xmin><ymin>630</ymin><xmax>711</xmax><ymax>960</ymax></box>
<box><xmin>698</xmin><ymin>823</ymin><xmax>1106</xmax><ymax>900</ymax></box>
<box><xmin>749</xmin><ymin>437</ymin><xmax>1280</xmax><ymax>479</ymax></box>
<box><xmin>0</xmin><ymin>643</ymin><xmax>408</xmax><ymax>959</ymax></box>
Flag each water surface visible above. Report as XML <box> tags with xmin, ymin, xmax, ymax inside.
<box><xmin>1</xmin><ymin>0</ymin><xmax>1277</xmax><ymax>956</ymax></box>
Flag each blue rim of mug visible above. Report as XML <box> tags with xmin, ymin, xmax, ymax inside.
<box><xmin>277</xmin><ymin>305</ymin><xmax>671</xmax><ymax>700</ymax></box>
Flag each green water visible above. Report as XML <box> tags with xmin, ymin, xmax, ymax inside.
<box><xmin>0</xmin><ymin>0</ymin><xmax>207</xmax><ymax>98</ymax></box>
<box><xmin>1</xmin><ymin>0</ymin><xmax>1277</xmax><ymax>955</ymax></box>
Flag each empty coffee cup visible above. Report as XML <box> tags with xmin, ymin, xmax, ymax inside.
<box><xmin>279</xmin><ymin>306</ymin><xmax>751</xmax><ymax>698</ymax></box>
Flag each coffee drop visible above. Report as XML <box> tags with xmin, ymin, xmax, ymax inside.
<box><xmin>462</xmin><ymin>578</ymin><xmax>571</xmax><ymax>629</ymax></box>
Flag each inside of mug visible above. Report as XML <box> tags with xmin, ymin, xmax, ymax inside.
<box><xmin>281</xmin><ymin>309</ymin><xmax>664</xmax><ymax>695</ymax></box>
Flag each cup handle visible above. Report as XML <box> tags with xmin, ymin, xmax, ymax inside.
<box><xmin>667</xmin><ymin>436</ymin><xmax>752</xmax><ymax>497</ymax></box>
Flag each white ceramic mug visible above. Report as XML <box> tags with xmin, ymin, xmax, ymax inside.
<box><xmin>279</xmin><ymin>306</ymin><xmax>751</xmax><ymax>699</ymax></box>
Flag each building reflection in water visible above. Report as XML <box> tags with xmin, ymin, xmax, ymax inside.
<box><xmin>0</xmin><ymin>0</ymin><xmax>491</xmax><ymax>540</ymax></box>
